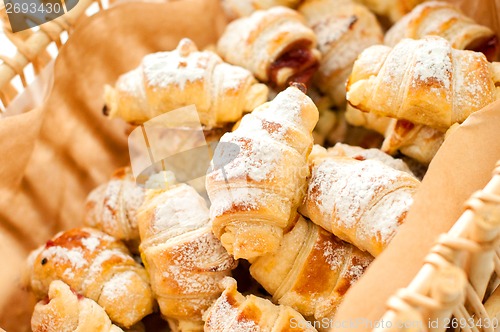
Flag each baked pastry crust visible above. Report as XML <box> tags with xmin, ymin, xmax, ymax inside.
<box><xmin>104</xmin><ymin>38</ymin><xmax>268</xmax><ymax>127</ymax></box>
<box><xmin>299</xmin><ymin>0</ymin><xmax>383</xmax><ymax>106</ymax></box>
<box><xmin>217</xmin><ymin>7</ymin><xmax>321</xmax><ymax>87</ymax></box>
<box><xmin>345</xmin><ymin>106</ymin><xmax>445</xmax><ymax>165</ymax></box>
<box><xmin>250</xmin><ymin>216</ymin><xmax>373</xmax><ymax>320</ymax></box>
<box><xmin>84</xmin><ymin>167</ymin><xmax>145</xmax><ymax>247</ymax></box>
<box><xmin>31</xmin><ymin>280</ymin><xmax>124</xmax><ymax>332</ymax></box>
<box><xmin>347</xmin><ymin>36</ymin><xmax>500</xmax><ymax>130</ymax></box>
<box><xmin>26</xmin><ymin>228</ymin><xmax>154</xmax><ymax>328</ymax></box>
<box><xmin>385</xmin><ymin>1</ymin><xmax>499</xmax><ymax>61</ymax></box>
<box><xmin>204</xmin><ymin>277</ymin><xmax>318</xmax><ymax>331</ymax></box>
<box><xmin>137</xmin><ymin>183</ymin><xmax>237</xmax><ymax>330</ymax></box>
<box><xmin>206</xmin><ymin>86</ymin><xmax>318</xmax><ymax>260</ymax></box>
<box><xmin>300</xmin><ymin>154</ymin><xmax>420</xmax><ymax>256</ymax></box>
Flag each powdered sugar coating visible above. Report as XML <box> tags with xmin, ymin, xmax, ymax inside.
<box><xmin>142</xmin><ymin>49</ymin><xmax>208</xmax><ymax>91</ymax></box>
<box><xmin>84</xmin><ymin>171</ymin><xmax>145</xmax><ymax>242</ymax></box>
<box><xmin>30</xmin><ymin>228</ymin><xmax>153</xmax><ymax>327</ymax></box>
<box><xmin>204</xmin><ymin>292</ymin><xmax>240</xmax><ymax>331</ymax></box>
<box><xmin>207</xmin><ymin>87</ymin><xmax>317</xmax><ymax>220</ymax></box>
<box><xmin>101</xmin><ymin>271</ymin><xmax>134</xmax><ymax>301</ymax></box>
<box><xmin>43</xmin><ymin>246</ymin><xmax>87</xmax><ymax>270</ymax></box>
<box><xmin>81</xmin><ymin>237</ymin><xmax>100</xmax><ymax>252</ymax></box>
<box><xmin>151</xmin><ymin>185</ymin><xmax>209</xmax><ymax>234</ymax></box>
<box><xmin>411</xmin><ymin>37</ymin><xmax>452</xmax><ymax>90</ymax></box>
<box><xmin>139</xmin><ymin>183</ymin><xmax>236</xmax><ymax>322</ymax></box>
<box><xmin>348</xmin><ymin>36</ymin><xmax>497</xmax><ymax>128</ymax></box>
<box><xmin>217</xmin><ymin>6</ymin><xmax>318</xmax><ymax>82</ymax></box>
<box><xmin>319</xmin><ymin>238</ymin><xmax>346</xmax><ymax>271</ymax></box>
<box><xmin>305</xmin><ymin>157</ymin><xmax>419</xmax><ymax>254</ymax></box>
<box><xmin>330</xmin><ymin>143</ymin><xmax>414</xmax><ymax>175</ymax></box>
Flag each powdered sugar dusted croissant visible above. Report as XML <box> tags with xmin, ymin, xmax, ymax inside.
<box><xmin>345</xmin><ymin>106</ymin><xmax>445</xmax><ymax>165</ymax></box>
<box><xmin>299</xmin><ymin>0</ymin><xmax>383</xmax><ymax>106</ymax></box>
<box><xmin>353</xmin><ymin>0</ymin><xmax>424</xmax><ymax>23</ymax></box>
<box><xmin>84</xmin><ymin>167</ymin><xmax>145</xmax><ymax>247</ymax></box>
<box><xmin>250</xmin><ymin>217</ymin><xmax>373</xmax><ymax>320</ymax></box>
<box><xmin>346</xmin><ymin>36</ymin><xmax>500</xmax><ymax>130</ymax></box>
<box><xmin>31</xmin><ymin>280</ymin><xmax>123</xmax><ymax>332</ymax></box>
<box><xmin>300</xmin><ymin>155</ymin><xmax>420</xmax><ymax>256</ymax></box>
<box><xmin>204</xmin><ymin>277</ymin><xmax>317</xmax><ymax>331</ymax></box>
<box><xmin>327</xmin><ymin>143</ymin><xmax>413</xmax><ymax>175</ymax></box>
<box><xmin>26</xmin><ymin>228</ymin><xmax>154</xmax><ymax>328</ymax></box>
<box><xmin>217</xmin><ymin>7</ymin><xmax>321</xmax><ymax>87</ymax></box>
<box><xmin>221</xmin><ymin>0</ymin><xmax>303</xmax><ymax>19</ymax></box>
<box><xmin>385</xmin><ymin>1</ymin><xmax>499</xmax><ymax>61</ymax></box>
<box><xmin>137</xmin><ymin>183</ymin><xmax>237</xmax><ymax>330</ymax></box>
<box><xmin>104</xmin><ymin>38</ymin><xmax>268</xmax><ymax>127</ymax></box>
<box><xmin>206</xmin><ymin>86</ymin><xmax>319</xmax><ymax>260</ymax></box>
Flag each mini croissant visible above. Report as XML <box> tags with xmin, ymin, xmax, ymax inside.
<box><xmin>84</xmin><ymin>167</ymin><xmax>145</xmax><ymax>247</ymax></box>
<box><xmin>299</xmin><ymin>0</ymin><xmax>383</xmax><ymax>106</ymax></box>
<box><xmin>347</xmin><ymin>36</ymin><xmax>500</xmax><ymax>130</ymax></box>
<box><xmin>31</xmin><ymin>280</ymin><xmax>123</xmax><ymax>332</ymax></box>
<box><xmin>250</xmin><ymin>217</ymin><xmax>373</xmax><ymax>320</ymax></box>
<box><xmin>137</xmin><ymin>183</ymin><xmax>237</xmax><ymax>331</ymax></box>
<box><xmin>104</xmin><ymin>38</ymin><xmax>268</xmax><ymax>127</ymax></box>
<box><xmin>26</xmin><ymin>228</ymin><xmax>154</xmax><ymax>328</ymax></box>
<box><xmin>300</xmin><ymin>155</ymin><xmax>420</xmax><ymax>256</ymax></box>
<box><xmin>217</xmin><ymin>7</ymin><xmax>321</xmax><ymax>87</ymax></box>
<box><xmin>206</xmin><ymin>86</ymin><xmax>319</xmax><ymax>260</ymax></box>
<box><xmin>345</xmin><ymin>106</ymin><xmax>445</xmax><ymax>165</ymax></box>
<box><xmin>204</xmin><ymin>277</ymin><xmax>317</xmax><ymax>331</ymax></box>
<box><xmin>385</xmin><ymin>1</ymin><xmax>499</xmax><ymax>61</ymax></box>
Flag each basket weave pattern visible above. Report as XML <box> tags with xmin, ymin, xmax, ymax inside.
<box><xmin>0</xmin><ymin>0</ymin><xmax>103</xmax><ymax>111</ymax></box>
<box><xmin>376</xmin><ymin>161</ymin><xmax>500</xmax><ymax>332</ymax></box>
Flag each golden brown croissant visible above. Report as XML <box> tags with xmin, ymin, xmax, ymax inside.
<box><xmin>217</xmin><ymin>7</ymin><xmax>321</xmax><ymax>88</ymax></box>
<box><xmin>104</xmin><ymin>38</ymin><xmax>268</xmax><ymax>127</ymax></box>
<box><xmin>206</xmin><ymin>85</ymin><xmax>319</xmax><ymax>260</ymax></box>
<box><xmin>31</xmin><ymin>280</ymin><xmax>124</xmax><ymax>332</ymax></box>
<box><xmin>353</xmin><ymin>0</ymin><xmax>425</xmax><ymax>23</ymax></box>
<box><xmin>26</xmin><ymin>228</ymin><xmax>154</xmax><ymax>328</ymax></box>
<box><xmin>204</xmin><ymin>277</ymin><xmax>318</xmax><ymax>331</ymax></box>
<box><xmin>385</xmin><ymin>1</ymin><xmax>499</xmax><ymax>61</ymax></box>
<box><xmin>300</xmin><ymin>155</ymin><xmax>420</xmax><ymax>256</ymax></box>
<box><xmin>137</xmin><ymin>183</ymin><xmax>237</xmax><ymax>330</ymax></box>
<box><xmin>84</xmin><ymin>167</ymin><xmax>145</xmax><ymax>248</ymax></box>
<box><xmin>298</xmin><ymin>0</ymin><xmax>383</xmax><ymax>106</ymax></box>
<box><xmin>250</xmin><ymin>216</ymin><xmax>373</xmax><ymax>321</ymax></box>
<box><xmin>345</xmin><ymin>106</ymin><xmax>445</xmax><ymax>165</ymax></box>
<box><xmin>380</xmin><ymin>118</ymin><xmax>446</xmax><ymax>165</ymax></box>
<box><xmin>221</xmin><ymin>0</ymin><xmax>303</xmax><ymax>19</ymax></box>
<box><xmin>346</xmin><ymin>36</ymin><xmax>500</xmax><ymax>130</ymax></box>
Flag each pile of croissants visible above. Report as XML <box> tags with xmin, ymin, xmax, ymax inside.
<box><xmin>25</xmin><ymin>0</ymin><xmax>500</xmax><ymax>331</ymax></box>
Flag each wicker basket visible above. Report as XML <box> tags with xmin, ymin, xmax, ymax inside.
<box><xmin>0</xmin><ymin>0</ymin><xmax>105</xmax><ymax>112</ymax></box>
<box><xmin>1</xmin><ymin>1</ymin><xmax>500</xmax><ymax>332</ymax></box>
<box><xmin>374</xmin><ymin>161</ymin><xmax>500</xmax><ymax>332</ymax></box>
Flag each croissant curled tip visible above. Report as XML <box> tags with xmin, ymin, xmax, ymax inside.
<box><xmin>218</xmin><ymin>276</ymin><xmax>237</xmax><ymax>291</ymax></box>
<box><xmin>177</xmin><ymin>38</ymin><xmax>198</xmax><ymax>57</ymax></box>
<box><xmin>289</xmin><ymin>82</ymin><xmax>307</xmax><ymax>94</ymax></box>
